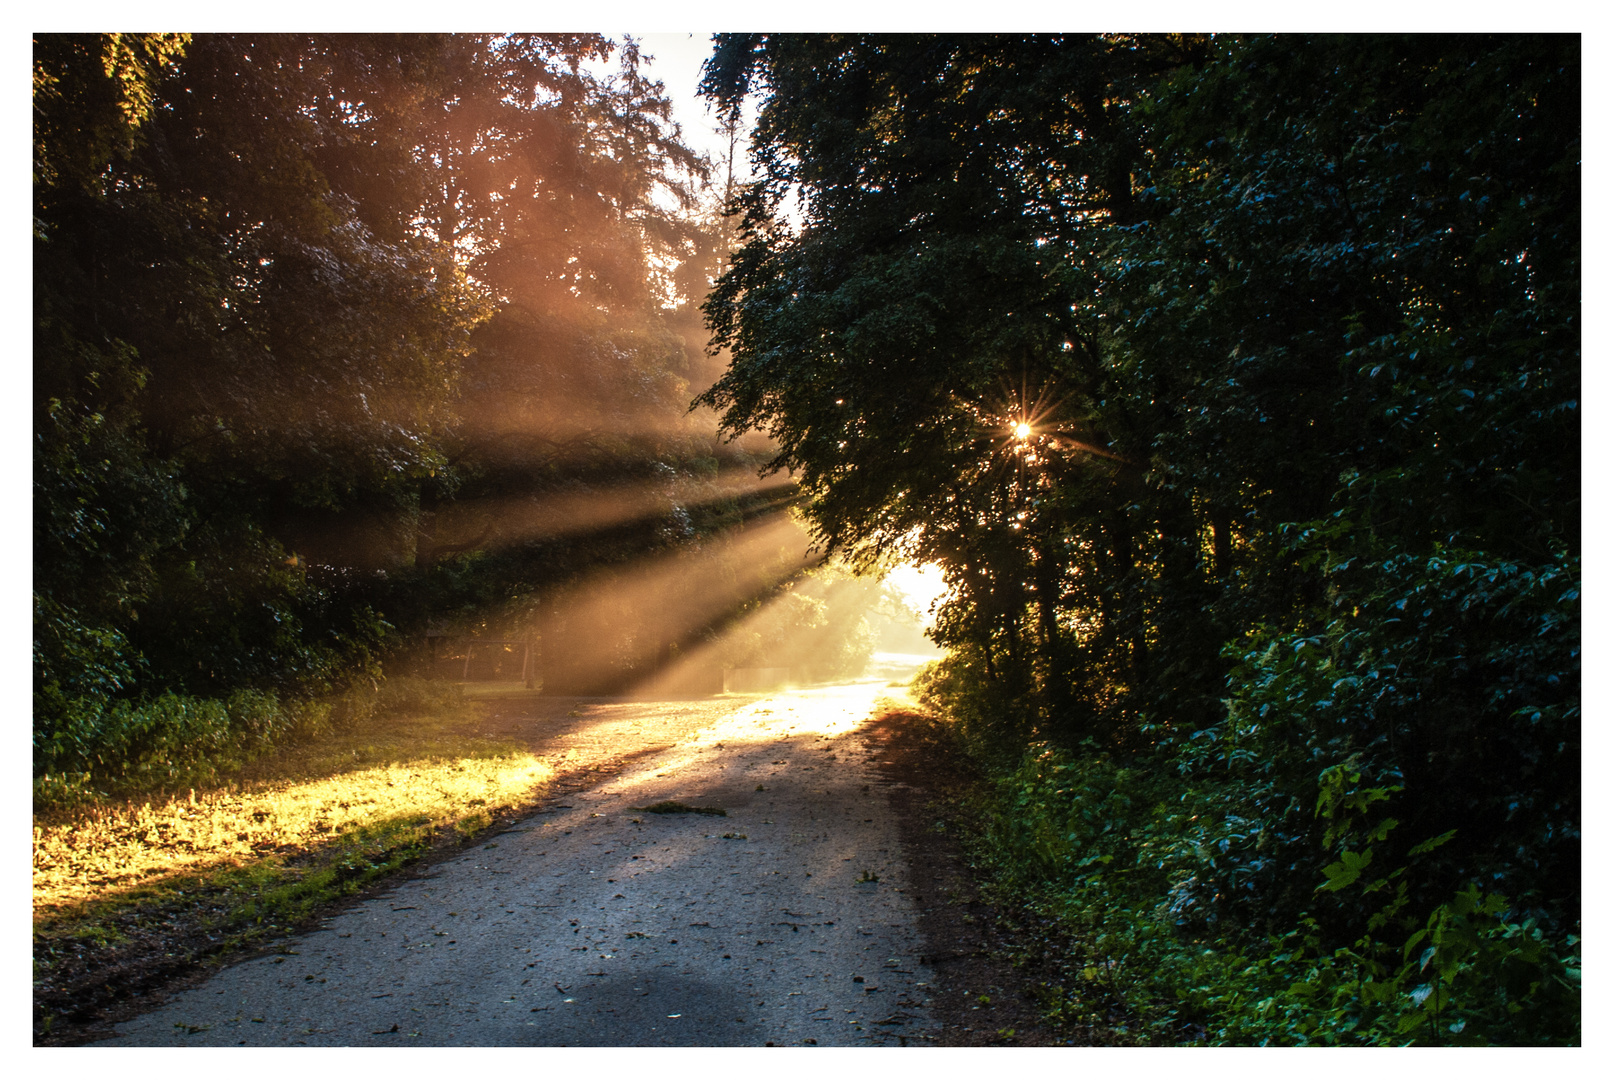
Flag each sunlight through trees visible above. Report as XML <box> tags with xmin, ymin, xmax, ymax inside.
<box><xmin>34</xmin><ymin>31</ymin><xmax>1578</xmax><ymax>1045</ymax></box>
<box><xmin>34</xmin><ymin>32</ymin><xmax>889</xmax><ymax>800</ymax></box>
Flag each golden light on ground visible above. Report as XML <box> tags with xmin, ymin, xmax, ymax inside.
<box><xmin>32</xmin><ymin>753</ymin><xmax>554</xmax><ymax>919</ymax></box>
<box><xmin>598</xmin><ymin>683</ymin><xmax>899</xmax><ymax>798</ymax></box>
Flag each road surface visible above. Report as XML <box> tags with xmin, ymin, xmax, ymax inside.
<box><xmin>108</xmin><ymin>681</ymin><xmax>936</xmax><ymax>1046</ymax></box>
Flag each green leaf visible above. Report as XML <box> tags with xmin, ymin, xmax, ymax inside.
<box><xmin>1408</xmin><ymin>830</ymin><xmax>1457</xmax><ymax>857</ymax></box>
<box><xmin>1319</xmin><ymin>848</ymin><xmax>1371</xmax><ymax>892</ymax></box>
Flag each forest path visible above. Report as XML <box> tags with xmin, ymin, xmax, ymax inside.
<box><xmin>107</xmin><ymin>681</ymin><xmax>935</xmax><ymax>1046</ymax></box>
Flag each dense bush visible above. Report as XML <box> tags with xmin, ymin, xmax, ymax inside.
<box><xmin>933</xmin><ymin>725</ymin><xmax>1579</xmax><ymax>1044</ymax></box>
<box><xmin>915</xmin><ymin>508</ymin><xmax>1581</xmax><ymax>1043</ymax></box>
<box><xmin>922</xmin><ymin>637</ymin><xmax>1580</xmax><ymax>1045</ymax></box>
<box><xmin>35</xmin><ymin>689</ymin><xmax>305</xmax><ymax>809</ymax></box>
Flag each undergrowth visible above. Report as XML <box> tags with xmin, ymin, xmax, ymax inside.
<box><xmin>910</xmin><ymin>666</ymin><xmax>1581</xmax><ymax>1046</ymax></box>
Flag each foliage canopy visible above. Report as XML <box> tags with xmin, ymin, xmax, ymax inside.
<box><xmin>700</xmin><ymin>32</ymin><xmax>1579</xmax><ymax>1043</ymax></box>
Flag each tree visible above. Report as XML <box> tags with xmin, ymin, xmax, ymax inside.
<box><xmin>695</xmin><ymin>31</ymin><xmax>1579</xmax><ymax>945</ymax></box>
<box><xmin>36</xmin><ymin>33</ymin><xmax>482</xmax><ymax>699</ymax></box>
<box><xmin>697</xmin><ymin>34</ymin><xmax>1213</xmax><ymax>739</ymax></box>
<box><xmin>1109</xmin><ymin>33</ymin><xmax>1579</xmax><ymax>926</ymax></box>
<box><xmin>33</xmin><ymin>32</ymin><xmax>825</xmax><ymax>803</ymax></box>
<box><xmin>34</xmin><ymin>33</ymin><xmax>729</xmax><ymax>696</ymax></box>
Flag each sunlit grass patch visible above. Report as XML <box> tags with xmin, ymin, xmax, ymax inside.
<box><xmin>33</xmin><ymin>753</ymin><xmax>553</xmax><ymax>918</ymax></box>
<box><xmin>33</xmin><ymin>692</ymin><xmax>557</xmax><ymax>972</ymax></box>
<box><xmin>225</xmin><ymin>684</ymin><xmax>514</xmax><ymax>786</ymax></box>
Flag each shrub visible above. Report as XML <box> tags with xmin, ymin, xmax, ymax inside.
<box><xmin>30</xmin><ymin>676</ymin><xmax>431</xmax><ymax>811</ymax></box>
<box><xmin>949</xmin><ymin>726</ymin><xmax>1580</xmax><ymax>1044</ymax></box>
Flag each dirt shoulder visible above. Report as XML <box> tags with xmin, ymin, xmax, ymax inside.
<box><xmin>863</xmin><ymin>699</ymin><xmax>1093</xmax><ymax>1047</ymax></box>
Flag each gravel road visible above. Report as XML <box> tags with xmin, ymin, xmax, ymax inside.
<box><xmin>108</xmin><ymin>681</ymin><xmax>936</xmax><ymax>1046</ymax></box>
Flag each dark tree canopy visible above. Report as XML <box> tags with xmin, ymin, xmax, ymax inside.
<box><xmin>696</xmin><ymin>32</ymin><xmax>1578</xmax><ymax>1042</ymax></box>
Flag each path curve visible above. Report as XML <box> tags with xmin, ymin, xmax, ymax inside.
<box><xmin>108</xmin><ymin>682</ymin><xmax>936</xmax><ymax>1046</ymax></box>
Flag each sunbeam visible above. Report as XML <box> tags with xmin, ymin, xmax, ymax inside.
<box><xmin>534</xmin><ymin>509</ymin><xmax>822</xmax><ymax>695</ymax></box>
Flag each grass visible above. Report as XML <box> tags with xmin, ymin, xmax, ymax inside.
<box><xmin>33</xmin><ymin>688</ymin><xmax>558</xmax><ymax>1004</ymax></box>
<box><xmin>456</xmin><ymin>681</ymin><xmax>542</xmax><ymax>701</ymax></box>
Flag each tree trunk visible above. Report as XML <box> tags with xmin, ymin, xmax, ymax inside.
<box><xmin>537</xmin><ymin>589</ymin><xmax>567</xmax><ymax>694</ymax></box>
